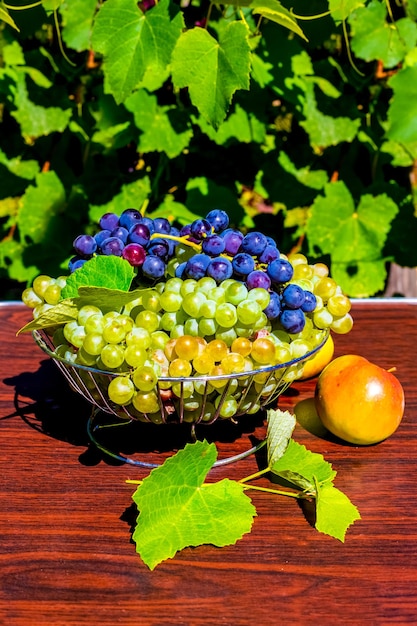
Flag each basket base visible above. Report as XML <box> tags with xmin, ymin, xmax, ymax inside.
<box><xmin>86</xmin><ymin>409</ymin><xmax>266</xmax><ymax>468</ymax></box>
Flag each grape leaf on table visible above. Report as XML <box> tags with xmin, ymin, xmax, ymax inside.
<box><xmin>132</xmin><ymin>440</ymin><xmax>256</xmax><ymax>570</ymax></box>
<box><xmin>315</xmin><ymin>483</ymin><xmax>361</xmax><ymax>542</ymax></box>
<box><xmin>171</xmin><ymin>22</ymin><xmax>251</xmax><ymax>129</ymax></box>
<box><xmin>387</xmin><ymin>66</ymin><xmax>417</xmax><ymax>143</ymax></box>
<box><xmin>61</xmin><ymin>256</ymin><xmax>135</xmax><ymax>299</ymax></box>
<box><xmin>349</xmin><ymin>0</ymin><xmax>417</xmax><ymax>68</ymax></box>
<box><xmin>266</xmin><ymin>408</ymin><xmax>296</xmax><ymax>468</ymax></box>
<box><xmin>271</xmin><ymin>439</ymin><xmax>336</xmax><ymax>493</ymax></box>
<box><xmin>91</xmin><ymin>0</ymin><xmax>184</xmax><ymax>102</ymax></box>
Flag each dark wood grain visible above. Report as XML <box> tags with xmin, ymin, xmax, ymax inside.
<box><xmin>1</xmin><ymin>301</ymin><xmax>417</xmax><ymax>625</ymax></box>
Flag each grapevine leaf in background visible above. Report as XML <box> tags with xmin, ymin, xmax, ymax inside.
<box><xmin>18</xmin><ymin>171</ymin><xmax>66</xmax><ymax>245</ymax></box>
<box><xmin>386</xmin><ymin>66</ymin><xmax>417</xmax><ymax>144</ymax></box>
<box><xmin>0</xmin><ymin>2</ymin><xmax>19</xmax><ymax>31</ymax></box>
<box><xmin>249</xmin><ymin>0</ymin><xmax>307</xmax><ymax>41</ymax></box>
<box><xmin>60</xmin><ymin>0</ymin><xmax>98</xmax><ymax>52</ymax></box>
<box><xmin>125</xmin><ymin>89</ymin><xmax>193</xmax><ymax>158</ymax></box>
<box><xmin>306</xmin><ymin>181</ymin><xmax>399</xmax><ymax>296</ymax></box>
<box><xmin>131</xmin><ymin>441</ymin><xmax>256</xmax><ymax>570</ymax></box>
<box><xmin>266</xmin><ymin>408</ymin><xmax>296</xmax><ymax>467</ymax></box>
<box><xmin>349</xmin><ymin>0</ymin><xmax>417</xmax><ymax>68</ymax></box>
<box><xmin>171</xmin><ymin>22</ymin><xmax>251</xmax><ymax>128</ymax></box>
<box><xmin>328</xmin><ymin>0</ymin><xmax>365</xmax><ymax>23</ymax></box>
<box><xmin>88</xmin><ymin>179</ymin><xmax>151</xmax><ymax>224</ymax></box>
<box><xmin>315</xmin><ymin>482</ymin><xmax>361</xmax><ymax>542</ymax></box>
<box><xmin>61</xmin><ymin>256</ymin><xmax>135</xmax><ymax>299</ymax></box>
<box><xmin>91</xmin><ymin>0</ymin><xmax>184</xmax><ymax>102</ymax></box>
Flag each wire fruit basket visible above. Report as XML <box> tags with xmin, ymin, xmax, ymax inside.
<box><xmin>33</xmin><ymin>328</ymin><xmax>328</xmax><ymax>467</ymax></box>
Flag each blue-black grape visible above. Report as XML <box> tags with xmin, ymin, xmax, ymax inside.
<box><xmin>190</xmin><ymin>218</ymin><xmax>212</xmax><ymax>239</ymax></box>
<box><xmin>267</xmin><ymin>258</ymin><xmax>294</xmax><ymax>284</ymax></box>
<box><xmin>101</xmin><ymin>236</ymin><xmax>125</xmax><ymax>256</ymax></box>
<box><xmin>240</xmin><ymin>231</ymin><xmax>268</xmax><ymax>256</ymax></box>
<box><xmin>301</xmin><ymin>290</ymin><xmax>317</xmax><ymax>313</ymax></box>
<box><xmin>232</xmin><ymin>252</ymin><xmax>255</xmax><ymax>276</ymax></box>
<box><xmin>202</xmin><ymin>234</ymin><xmax>225</xmax><ymax>256</ymax></box>
<box><xmin>222</xmin><ymin>229</ymin><xmax>244</xmax><ymax>255</ymax></box>
<box><xmin>99</xmin><ymin>212</ymin><xmax>119</xmax><ymax>231</ymax></box>
<box><xmin>73</xmin><ymin>234</ymin><xmax>97</xmax><ymax>257</ymax></box>
<box><xmin>142</xmin><ymin>255</ymin><xmax>166</xmax><ymax>279</ymax></box>
<box><xmin>259</xmin><ymin>244</ymin><xmax>279</xmax><ymax>264</ymax></box>
<box><xmin>129</xmin><ymin>223</ymin><xmax>151</xmax><ymax>247</ymax></box>
<box><xmin>246</xmin><ymin>270</ymin><xmax>271</xmax><ymax>290</ymax></box>
<box><xmin>111</xmin><ymin>226</ymin><xmax>129</xmax><ymax>244</ymax></box>
<box><xmin>263</xmin><ymin>291</ymin><xmax>281</xmax><ymax>320</ymax></box>
<box><xmin>205</xmin><ymin>209</ymin><xmax>229</xmax><ymax>232</ymax></box>
<box><xmin>206</xmin><ymin>257</ymin><xmax>233</xmax><ymax>282</ymax></box>
<box><xmin>118</xmin><ymin>208</ymin><xmax>142</xmax><ymax>230</ymax></box>
<box><xmin>184</xmin><ymin>253</ymin><xmax>211</xmax><ymax>279</ymax></box>
<box><xmin>281</xmin><ymin>284</ymin><xmax>306</xmax><ymax>309</ymax></box>
<box><xmin>280</xmin><ymin>308</ymin><xmax>306</xmax><ymax>333</ymax></box>
<box><xmin>153</xmin><ymin>217</ymin><xmax>171</xmax><ymax>234</ymax></box>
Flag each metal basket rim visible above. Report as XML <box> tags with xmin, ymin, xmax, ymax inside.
<box><xmin>32</xmin><ymin>327</ymin><xmax>330</xmax><ymax>382</ymax></box>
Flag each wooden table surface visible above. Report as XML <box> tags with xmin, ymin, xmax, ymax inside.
<box><xmin>1</xmin><ymin>300</ymin><xmax>417</xmax><ymax>625</ymax></box>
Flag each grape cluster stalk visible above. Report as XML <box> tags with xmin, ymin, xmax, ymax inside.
<box><xmin>22</xmin><ymin>208</ymin><xmax>353</xmax><ymax>424</ymax></box>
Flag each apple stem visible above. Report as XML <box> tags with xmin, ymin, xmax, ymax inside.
<box><xmin>387</xmin><ymin>367</ymin><xmax>397</xmax><ymax>373</ymax></box>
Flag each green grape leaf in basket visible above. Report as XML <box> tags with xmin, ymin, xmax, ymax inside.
<box><xmin>61</xmin><ymin>255</ymin><xmax>135</xmax><ymax>299</ymax></box>
<box><xmin>131</xmin><ymin>440</ymin><xmax>256</xmax><ymax>570</ymax></box>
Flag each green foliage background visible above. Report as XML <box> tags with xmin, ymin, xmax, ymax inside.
<box><xmin>1</xmin><ymin>0</ymin><xmax>417</xmax><ymax>298</ymax></box>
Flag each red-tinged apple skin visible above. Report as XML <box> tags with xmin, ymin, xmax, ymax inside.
<box><xmin>314</xmin><ymin>354</ymin><xmax>405</xmax><ymax>445</ymax></box>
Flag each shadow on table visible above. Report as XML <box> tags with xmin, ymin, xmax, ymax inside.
<box><xmin>2</xmin><ymin>358</ymin><xmax>269</xmax><ymax>467</ymax></box>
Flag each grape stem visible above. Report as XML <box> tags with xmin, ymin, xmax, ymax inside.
<box><xmin>241</xmin><ymin>484</ymin><xmax>310</xmax><ymax>499</ymax></box>
<box><xmin>150</xmin><ymin>232</ymin><xmax>202</xmax><ymax>252</ymax></box>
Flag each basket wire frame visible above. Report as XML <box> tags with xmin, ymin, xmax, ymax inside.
<box><xmin>33</xmin><ymin>328</ymin><xmax>328</xmax><ymax>467</ymax></box>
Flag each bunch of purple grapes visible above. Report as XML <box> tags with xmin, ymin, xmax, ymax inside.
<box><xmin>69</xmin><ymin>207</ymin><xmax>317</xmax><ymax>333</ymax></box>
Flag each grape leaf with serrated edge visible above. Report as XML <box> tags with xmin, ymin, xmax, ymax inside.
<box><xmin>266</xmin><ymin>408</ymin><xmax>296</xmax><ymax>467</ymax></box>
<box><xmin>328</xmin><ymin>0</ymin><xmax>365</xmax><ymax>23</ymax></box>
<box><xmin>91</xmin><ymin>0</ymin><xmax>184</xmax><ymax>102</ymax></box>
<box><xmin>250</xmin><ymin>0</ymin><xmax>307</xmax><ymax>40</ymax></box>
<box><xmin>171</xmin><ymin>22</ymin><xmax>251</xmax><ymax>129</ymax></box>
<box><xmin>270</xmin><ymin>439</ymin><xmax>336</xmax><ymax>493</ymax></box>
<box><xmin>61</xmin><ymin>256</ymin><xmax>135</xmax><ymax>299</ymax></box>
<box><xmin>60</xmin><ymin>0</ymin><xmax>98</xmax><ymax>52</ymax></box>
<box><xmin>18</xmin><ymin>171</ymin><xmax>66</xmax><ymax>244</ymax></box>
<box><xmin>16</xmin><ymin>300</ymin><xmax>79</xmax><ymax>335</ymax></box>
<box><xmin>315</xmin><ymin>481</ymin><xmax>361</xmax><ymax>542</ymax></box>
<box><xmin>387</xmin><ymin>66</ymin><xmax>417</xmax><ymax>144</ymax></box>
<box><xmin>132</xmin><ymin>440</ymin><xmax>256</xmax><ymax>570</ymax></box>
<box><xmin>88</xmin><ymin>178</ymin><xmax>151</xmax><ymax>225</ymax></box>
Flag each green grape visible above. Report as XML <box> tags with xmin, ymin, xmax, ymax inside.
<box><xmin>126</xmin><ymin>327</ymin><xmax>151</xmax><ymax>349</ymax></box>
<box><xmin>150</xmin><ymin>330</ymin><xmax>170</xmax><ymax>349</ymax></box>
<box><xmin>102</xmin><ymin>320</ymin><xmax>127</xmax><ymax>344</ymax></box>
<box><xmin>208</xmin><ymin>364</ymin><xmax>228</xmax><ymax>389</ymax></box>
<box><xmin>200</xmin><ymin>299</ymin><xmax>217</xmax><ymax>319</ymax></box>
<box><xmin>75</xmin><ymin>347</ymin><xmax>97</xmax><ymax>367</ymax></box>
<box><xmin>215</xmin><ymin>326</ymin><xmax>237</xmax><ymax>347</ymax></box>
<box><xmin>196</xmin><ymin>276</ymin><xmax>217</xmax><ymax>294</ymax></box>
<box><xmin>225</xmin><ymin>280</ymin><xmax>248</xmax><ymax>305</ymax></box>
<box><xmin>314</xmin><ymin>277</ymin><xmax>337</xmax><ymax>301</ymax></box>
<box><xmin>184</xmin><ymin>318</ymin><xmax>199</xmax><ymax>336</ymax></box>
<box><xmin>124</xmin><ymin>344</ymin><xmax>147</xmax><ymax>367</ymax></box>
<box><xmin>132</xmin><ymin>365</ymin><xmax>158</xmax><ymax>391</ymax></box>
<box><xmin>164</xmin><ymin>277</ymin><xmax>183</xmax><ymax>293</ymax></box>
<box><xmin>198</xmin><ymin>318</ymin><xmax>218</xmax><ymax>337</ymax></box>
<box><xmin>170</xmin><ymin>324</ymin><xmax>185</xmax><ymax>339</ymax></box>
<box><xmin>132</xmin><ymin>390</ymin><xmax>160</xmax><ymax>414</ymax></box>
<box><xmin>327</xmin><ymin>294</ymin><xmax>351</xmax><ymax>317</ymax></box>
<box><xmin>33</xmin><ymin>274</ymin><xmax>55</xmax><ymax>298</ymax></box>
<box><xmin>193</xmin><ymin>352</ymin><xmax>215</xmax><ymax>374</ymax></box>
<box><xmin>172</xmin><ymin>380</ymin><xmax>194</xmax><ymax>398</ymax></box>
<box><xmin>160</xmin><ymin>291</ymin><xmax>182</xmax><ymax>312</ymax></box>
<box><xmin>52</xmin><ymin>327</ymin><xmax>66</xmax><ymax>347</ymax></box>
<box><xmin>183</xmin><ymin>392</ymin><xmax>203</xmax><ymax>413</ymax></box>
<box><xmin>193</xmin><ymin>378</ymin><xmax>214</xmax><ymax>395</ymax></box>
<box><xmin>292</xmin><ymin>262</ymin><xmax>314</xmax><ymax>280</ymax></box>
<box><xmin>22</xmin><ymin>287</ymin><xmax>43</xmax><ymax>308</ymax></box>
<box><xmin>77</xmin><ymin>305</ymin><xmax>102</xmax><ymax>326</ymax></box>
<box><xmin>215</xmin><ymin>303</ymin><xmax>237</xmax><ymax>328</ymax></box>
<box><xmin>43</xmin><ymin>283</ymin><xmax>61</xmax><ymax>305</ymax></box>
<box><xmin>221</xmin><ymin>352</ymin><xmax>246</xmax><ymax>374</ymax></box>
<box><xmin>182</xmin><ymin>291</ymin><xmax>206</xmax><ymax>317</ymax></box>
<box><xmin>166</xmin><ymin>258</ymin><xmax>180</xmax><ymax>277</ymax></box>
<box><xmin>180</xmin><ymin>278</ymin><xmax>197</xmax><ymax>296</ymax></box>
<box><xmin>83</xmin><ymin>332</ymin><xmax>106</xmax><ymax>356</ymax></box>
<box><xmin>236</xmin><ymin>299</ymin><xmax>262</xmax><ymax>325</ymax></box>
<box><xmin>289</xmin><ymin>338</ymin><xmax>309</xmax><ymax>359</ymax></box>
<box><xmin>331</xmin><ymin>313</ymin><xmax>353</xmax><ymax>334</ymax></box>
<box><xmin>215</xmin><ymin>395</ymin><xmax>238</xmax><ymax>418</ymax></box>
<box><xmin>274</xmin><ymin>344</ymin><xmax>292</xmax><ymax>364</ymax></box>
<box><xmin>85</xmin><ymin>313</ymin><xmax>105</xmax><ymax>334</ymax></box>
<box><xmin>205</xmin><ymin>339</ymin><xmax>228</xmax><ymax>362</ymax></box>
<box><xmin>247</xmin><ymin>287</ymin><xmax>270</xmax><ymax>310</ymax></box>
<box><xmin>33</xmin><ymin>303</ymin><xmax>53</xmax><ymax>318</ymax></box>
<box><xmin>207</xmin><ymin>286</ymin><xmax>226</xmax><ymax>303</ymax></box>
<box><xmin>142</xmin><ymin>290</ymin><xmax>162</xmax><ymax>312</ymax></box>
<box><xmin>199</xmin><ymin>401</ymin><xmax>216</xmax><ymax>422</ymax></box>
<box><xmin>135</xmin><ymin>310</ymin><xmax>161</xmax><ymax>333</ymax></box>
<box><xmin>100</xmin><ymin>343</ymin><xmax>125</xmax><ymax>369</ymax></box>
<box><xmin>313</xmin><ymin>308</ymin><xmax>334</xmax><ymax>329</ymax></box>
<box><xmin>108</xmin><ymin>376</ymin><xmax>135</xmax><ymax>405</ymax></box>
<box><xmin>312</xmin><ymin>262</ymin><xmax>329</xmax><ymax>278</ymax></box>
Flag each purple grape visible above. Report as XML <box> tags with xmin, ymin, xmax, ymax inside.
<box><xmin>190</xmin><ymin>218</ymin><xmax>212</xmax><ymax>240</ymax></box>
<box><xmin>205</xmin><ymin>209</ymin><xmax>229</xmax><ymax>233</ymax></box>
<box><xmin>259</xmin><ymin>244</ymin><xmax>279</xmax><ymax>264</ymax></box>
<box><xmin>99</xmin><ymin>212</ymin><xmax>120</xmax><ymax>231</ymax></box>
<box><xmin>94</xmin><ymin>229</ymin><xmax>112</xmax><ymax>248</ymax></box>
<box><xmin>175</xmin><ymin>261</ymin><xmax>187</xmax><ymax>278</ymax></box>
<box><xmin>301</xmin><ymin>291</ymin><xmax>317</xmax><ymax>313</ymax></box>
<box><xmin>68</xmin><ymin>256</ymin><xmax>87</xmax><ymax>272</ymax></box>
<box><xmin>153</xmin><ymin>217</ymin><xmax>171</xmax><ymax>234</ymax></box>
<box><xmin>240</xmin><ymin>231</ymin><xmax>268</xmax><ymax>256</ymax></box>
<box><xmin>142</xmin><ymin>255</ymin><xmax>166</xmax><ymax>280</ymax></box>
<box><xmin>202</xmin><ymin>234</ymin><xmax>226</xmax><ymax>256</ymax></box>
<box><xmin>100</xmin><ymin>236</ymin><xmax>125</xmax><ymax>256</ymax></box>
<box><xmin>232</xmin><ymin>252</ymin><xmax>255</xmax><ymax>276</ymax></box>
<box><xmin>246</xmin><ymin>270</ymin><xmax>271</xmax><ymax>290</ymax></box>
<box><xmin>222</xmin><ymin>229</ymin><xmax>244</xmax><ymax>255</ymax></box>
<box><xmin>111</xmin><ymin>226</ymin><xmax>129</xmax><ymax>243</ymax></box>
<box><xmin>279</xmin><ymin>308</ymin><xmax>306</xmax><ymax>334</ymax></box>
<box><xmin>147</xmin><ymin>239</ymin><xmax>170</xmax><ymax>260</ymax></box>
<box><xmin>73</xmin><ymin>234</ymin><xmax>97</xmax><ymax>257</ymax></box>
<box><xmin>119</xmin><ymin>208</ymin><xmax>142</xmax><ymax>230</ymax></box>
<box><xmin>184</xmin><ymin>253</ymin><xmax>211</xmax><ymax>280</ymax></box>
<box><xmin>206</xmin><ymin>257</ymin><xmax>233</xmax><ymax>282</ymax></box>
<box><xmin>267</xmin><ymin>258</ymin><xmax>294</xmax><ymax>284</ymax></box>
<box><xmin>282</xmin><ymin>284</ymin><xmax>305</xmax><ymax>309</ymax></box>
<box><xmin>263</xmin><ymin>291</ymin><xmax>281</xmax><ymax>320</ymax></box>
<box><xmin>122</xmin><ymin>243</ymin><xmax>146</xmax><ymax>267</ymax></box>
<box><xmin>141</xmin><ymin>217</ymin><xmax>155</xmax><ymax>234</ymax></box>
<box><xmin>129</xmin><ymin>223</ymin><xmax>151</xmax><ymax>247</ymax></box>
